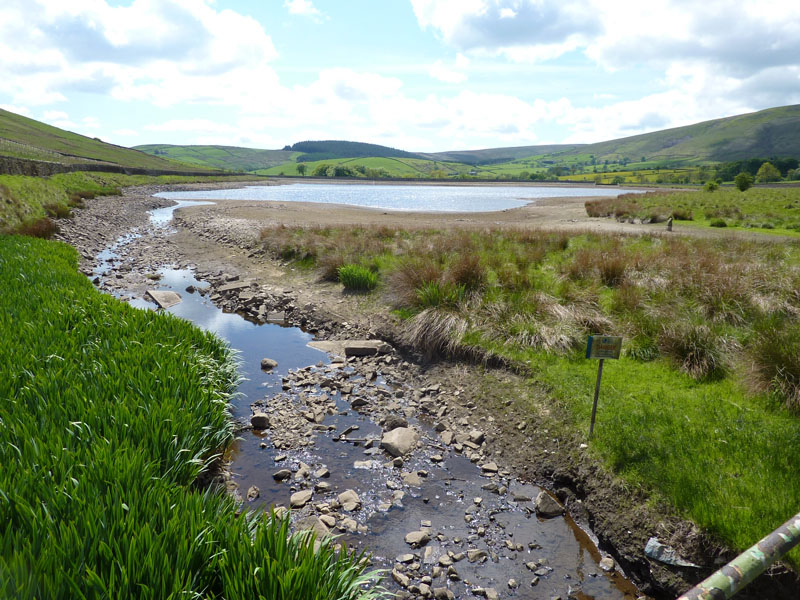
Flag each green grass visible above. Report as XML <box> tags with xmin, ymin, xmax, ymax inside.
<box><xmin>0</xmin><ymin>236</ymin><xmax>382</xmax><ymax>599</ymax></box>
<box><xmin>0</xmin><ymin>171</ymin><xmax>259</xmax><ymax>233</ymax></box>
<box><xmin>586</xmin><ymin>187</ymin><xmax>800</xmax><ymax>234</ymax></box>
<box><xmin>259</xmin><ymin>223</ymin><xmax>800</xmax><ymax>567</ymax></box>
<box><xmin>338</xmin><ymin>264</ymin><xmax>378</xmax><ymax>291</ymax></box>
<box><xmin>135</xmin><ymin>144</ymin><xmax>299</xmax><ymax>172</ymax></box>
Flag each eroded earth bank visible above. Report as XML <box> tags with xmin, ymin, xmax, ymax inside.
<box><xmin>54</xmin><ymin>183</ymin><xmax>799</xmax><ymax>600</ymax></box>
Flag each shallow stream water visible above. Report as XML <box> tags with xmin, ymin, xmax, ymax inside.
<box><xmin>90</xmin><ymin>199</ymin><xmax>642</xmax><ymax>600</ymax></box>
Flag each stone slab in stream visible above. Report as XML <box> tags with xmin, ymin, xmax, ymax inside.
<box><xmin>145</xmin><ymin>290</ymin><xmax>182</xmax><ymax>309</ymax></box>
<box><xmin>308</xmin><ymin>339</ymin><xmax>393</xmax><ymax>357</ymax></box>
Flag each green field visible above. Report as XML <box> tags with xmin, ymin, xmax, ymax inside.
<box><xmin>586</xmin><ymin>187</ymin><xmax>800</xmax><ymax>234</ymax></box>
<box><xmin>134</xmin><ymin>144</ymin><xmax>299</xmax><ymax>172</ymax></box>
<box><xmin>0</xmin><ymin>235</ymin><xmax>380</xmax><ymax>599</ymax></box>
<box><xmin>254</xmin><ymin>155</ymin><xmax>494</xmax><ymax>178</ymax></box>
<box><xmin>259</xmin><ymin>221</ymin><xmax>800</xmax><ymax>568</ymax></box>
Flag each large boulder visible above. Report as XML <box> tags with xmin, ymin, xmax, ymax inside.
<box><xmin>534</xmin><ymin>491</ymin><xmax>564</xmax><ymax>518</ymax></box>
<box><xmin>381</xmin><ymin>427</ymin><xmax>419</xmax><ymax>457</ymax></box>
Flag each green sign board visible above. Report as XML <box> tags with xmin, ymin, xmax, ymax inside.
<box><xmin>586</xmin><ymin>335</ymin><xmax>622</xmax><ymax>360</ymax></box>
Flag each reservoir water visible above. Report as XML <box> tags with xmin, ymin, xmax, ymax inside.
<box><xmin>156</xmin><ymin>182</ymin><xmax>638</xmax><ymax>213</ymax></box>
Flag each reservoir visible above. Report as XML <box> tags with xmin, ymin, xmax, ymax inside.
<box><xmin>156</xmin><ymin>182</ymin><xmax>638</xmax><ymax>213</ymax></box>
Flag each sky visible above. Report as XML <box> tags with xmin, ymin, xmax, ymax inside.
<box><xmin>1</xmin><ymin>0</ymin><xmax>799</xmax><ymax>152</ymax></box>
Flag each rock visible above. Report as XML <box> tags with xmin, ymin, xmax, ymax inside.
<box><xmin>467</xmin><ymin>549</ymin><xmax>488</xmax><ymax>563</ymax></box>
<box><xmin>392</xmin><ymin>569</ymin><xmax>410</xmax><ymax>588</ymax></box>
<box><xmin>339</xmin><ymin>517</ymin><xmax>358</xmax><ymax>533</ymax></box>
<box><xmin>402</xmin><ymin>471</ymin><xmax>423</xmax><ymax>487</ymax></box>
<box><xmin>314</xmin><ymin>467</ymin><xmax>330</xmax><ymax>478</ymax></box>
<box><xmin>485</xmin><ymin>589</ymin><xmax>499</xmax><ymax>600</ymax></box>
<box><xmin>314</xmin><ymin>481</ymin><xmax>331</xmax><ymax>493</ymax></box>
<box><xmin>290</xmin><ymin>489</ymin><xmax>313</xmax><ymax>508</ymax></box>
<box><xmin>295</xmin><ymin>515</ymin><xmax>330</xmax><ymax>538</ymax></box>
<box><xmin>468</xmin><ymin>429</ymin><xmax>485</xmax><ymax>445</ymax></box>
<box><xmin>381</xmin><ymin>427</ymin><xmax>419</xmax><ymax>457</ymax></box>
<box><xmin>433</xmin><ymin>588</ymin><xmax>455</xmax><ymax>600</ymax></box>
<box><xmin>480</xmin><ymin>462</ymin><xmax>498</xmax><ymax>474</ymax></box>
<box><xmin>350</xmin><ymin>397</ymin><xmax>369</xmax><ymax>409</ymax></box>
<box><xmin>644</xmin><ymin>537</ymin><xmax>701</xmax><ymax>568</ymax></box>
<box><xmin>146</xmin><ymin>289</ymin><xmax>182</xmax><ymax>309</ymax></box>
<box><xmin>396</xmin><ymin>553</ymin><xmax>415</xmax><ymax>563</ymax></box>
<box><xmin>535</xmin><ymin>491</ymin><xmax>564</xmax><ymax>518</ymax></box>
<box><xmin>405</xmin><ymin>530</ymin><xmax>431</xmax><ymax>548</ymax></box>
<box><xmin>344</xmin><ymin>340</ymin><xmax>393</xmax><ymax>356</ymax></box>
<box><xmin>440</xmin><ymin>431</ymin><xmax>455</xmax><ymax>445</ymax></box>
<box><xmin>246</xmin><ymin>485</ymin><xmax>260</xmax><ymax>501</ymax></box>
<box><xmin>338</xmin><ymin>489</ymin><xmax>362</xmax><ymax>512</ymax></box>
<box><xmin>383</xmin><ymin>414</ymin><xmax>409</xmax><ymax>431</ymax></box>
<box><xmin>250</xmin><ymin>413</ymin><xmax>270</xmax><ymax>429</ymax></box>
<box><xmin>599</xmin><ymin>556</ymin><xmax>615</xmax><ymax>572</ymax></box>
<box><xmin>260</xmin><ymin>357</ymin><xmax>278</xmax><ymax>371</ymax></box>
<box><xmin>273</xmin><ymin>469</ymin><xmax>292</xmax><ymax>481</ymax></box>
<box><xmin>508</xmin><ymin>579</ymin><xmax>518</xmax><ymax>589</ymax></box>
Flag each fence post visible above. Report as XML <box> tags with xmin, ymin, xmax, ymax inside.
<box><xmin>676</xmin><ymin>511</ymin><xmax>800</xmax><ymax>600</ymax></box>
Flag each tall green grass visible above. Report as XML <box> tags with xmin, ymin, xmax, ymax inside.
<box><xmin>0</xmin><ymin>236</ymin><xmax>381</xmax><ymax>599</ymax></box>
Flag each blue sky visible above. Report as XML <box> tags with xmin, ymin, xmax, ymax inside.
<box><xmin>1</xmin><ymin>0</ymin><xmax>799</xmax><ymax>152</ymax></box>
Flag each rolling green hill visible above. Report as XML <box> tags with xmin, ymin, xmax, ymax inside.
<box><xmin>0</xmin><ymin>109</ymin><xmax>212</xmax><ymax>172</ymax></box>
<box><xmin>134</xmin><ymin>144</ymin><xmax>297</xmax><ymax>172</ymax></box>
<box><xmin>132</xmin><ymin>104</ymin><xmax>800</xmax><ymax>179</ymax></box>
<box><xmin>547</xmin><ymin>104</ymin><xmax>800</xmax><ymax>166</ymax></box>
<box><xmin>421</xmin><ymin>144</ymin><xmax>581</xmax><ymax>165</ymax></box>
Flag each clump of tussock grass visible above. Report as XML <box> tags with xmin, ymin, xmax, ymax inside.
<box><xmin>747</xmin><ymin>317</ymin><xmax>800</xmax><ymax>412</ymax></box>
<box><xmin>402</xmin><ymin>307</ymin><xmax>469</xmax><ymax>358</ymax></box>
<box><xmin>388</xmin><ymin>257</ymin><xmax>444</xmax><ymax>307</ymax></box>
<box><xmin>338</xmin><ymin>263</ymin><xmax>378</xmax><ymax>291</ymax></box>
<box><xmin>16</xmin><ymin>216</ymin><xmax>59</xmax><ymax>238</ymax></box>
<box><xmin>444</xmin><ymin>252</ymin><xmax>485</xmax><ymax>291</ymax></box>
<box><xmin>658</xmin><ymin>321</ymin><xmax>731</xmax><ymax>380</ymax></box>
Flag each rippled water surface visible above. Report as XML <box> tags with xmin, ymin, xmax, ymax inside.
<box><xmin>156</xmin><ymin>182</ymin><xmax>638</xmax><ymax>212</ymax></box>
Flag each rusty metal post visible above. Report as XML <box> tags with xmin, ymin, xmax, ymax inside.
<box><xmin>589</xmin><ymin>358</ymin><xmax>604</xmax><ymax>438</ymax></box>
<box><xmin>676</xmin><ymin>511</ymin><xmax>800</xmax><ymax>600</ymax></box>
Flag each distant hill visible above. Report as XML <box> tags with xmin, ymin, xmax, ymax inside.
<box><xmin>553</xmin><ymin>104</ymin><xmax>800</xmax><ymax>165</ymax></box>
<box><xmin>134</xmin><ymin>144</ymin><xmax>296</xmax><ymax>172</ymax></box>
<box><xmin>0</xmin><ymin>109</ymin><xmax>212</xmax><ymax>172</ymax></box>
<box><xmin>135</xmin><ymin>104</ymin><xmax>800</xmax><ymax>178</ymax></box>
<box><xmin>422</xmin><ymin>144</ymin><xmax>582</xmax><ymax>165</ymax></box>
<box><xmin>285</xmin><ymin>140</ymin><xmax>426</xmax><ymax>162</ymax></box>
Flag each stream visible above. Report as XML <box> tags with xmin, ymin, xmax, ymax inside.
<box><xmin>90</xmin><ymin>199</ymin><xmax>642</xmax><ymax>600</ymax></box>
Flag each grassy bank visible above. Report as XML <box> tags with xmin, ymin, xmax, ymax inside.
<box><xmin>0</xmin><ymin>236</ymin><xmax>380</xmax><ymax>599</ymax></box>
<box><xmin>260</xmin><ymin>223</ymin><xmax>800</xmax><ymax>567</ymax></box>
<box><xmin>586</xmin><ymin>187</ymin><xmax>800</xmax><ymax>234</ymax></box>
<box><xmin>0</xmin><ymin>171</ymin><xmax>258</xmax><ymax>234</ymax></box>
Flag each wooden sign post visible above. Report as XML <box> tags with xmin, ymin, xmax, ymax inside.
<box><xmin>585</xmin><ymin>335</ymin><xmax>622</xmax><ymax>438</ymax></box>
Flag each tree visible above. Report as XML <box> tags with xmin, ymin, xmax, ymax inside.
<box><xmin>296</xmin><ymin>163</ymin><xmax>307</xmax><ymax>176</ymax></box>
<box><xmin>756</xmin><ymin>161</ymin><xmax>781</xmax><ymax>183</ymax></box>
<box><xmin>734</xmin><ymin>171</ymin><xmax>754</xmax><ymax>192</ymax></box>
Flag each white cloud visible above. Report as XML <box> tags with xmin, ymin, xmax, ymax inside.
<box><xmin>429</xmin><ymin>53</ymin><xmax>470</xmax><ymax>83</ymax></box>
<box><xmin>284</xmin><ymin>0</ymin><xmax>323</xmax><ymax>21</ymax></box>
<box><xmin>43</xmin><ymin>110</ymin><xmax>69</xmax><ymax>121</ymax></box>
<box><xmin>0</xmin><ymin>0</ymin><xmax>278</xmax><ymax>108</ymax></box>
<box><xmin>0</xmin><ymin>104</ymin><xmax>32</xmax><ymax>116</ymax></box>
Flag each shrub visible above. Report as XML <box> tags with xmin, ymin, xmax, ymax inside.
<box><xmin>671</xmin><ymin>208</ymin><xmax>693</xmax><ymax>220</ymax></box>
<box><xmin>337</xmin><ymin>264</ymin><xmax>378</xmax><ymax>291</ymax></box>
<box><xmin>16</xmin><ymin>216</ymin><xmax>59</xmax><ymax>238</ymax></box>
<box><xmin>704</xmin><ymin>181</ymin><xmax>719</xmax><ymax>192</ymax></box>
<box><xmin>659</xmin><ymin>322</ymin><xmax>729</xmax><ymax>380</ymax></box>
<box><xmin>43</xmin><ymin>202</ymin><xmax>72</xmax><ymax>219</ymax></box>
<box><xmin>445</xmin><ymin>253</ymin><xmax>485</xmax><ymax>290</ymax></box>
<box><xmin>734</xmin><ymin>171</ymin><xmax>754</xmax><ymax>192</ymax></box>
<box><xmin>709</xmin><ymin>218</ymin><xmax>727</xmax><ymax>228</ymax></box>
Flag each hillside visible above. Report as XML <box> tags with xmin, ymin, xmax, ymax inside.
<box><xmin>132</xmin><ymin>104</ymin><xmax>800</xmax><ymax>179</ymax></box>
<box><xmin>422</xmin><ymin>144</ymin><xmax>582</xmax><ymax>165</ymax></box>
<box><xmin>552</xmin><ymin>104</ymin><xmax>800</xmax><ymax>165</ymax></box>
<box><xmin>0</xmin><ymin>109</ymin><xmax>212</xmax><ymax>172</ymax></box>
<box><xmin>134</xmin><ymin>144</ymin><xmax>296</xmax><ymax>172</ymax></box>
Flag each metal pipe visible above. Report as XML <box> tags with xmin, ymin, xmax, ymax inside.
<box><xmin>677</xmin><ymin>511</ymin><xmax>800</xmax><ymax>600</ymax></box>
